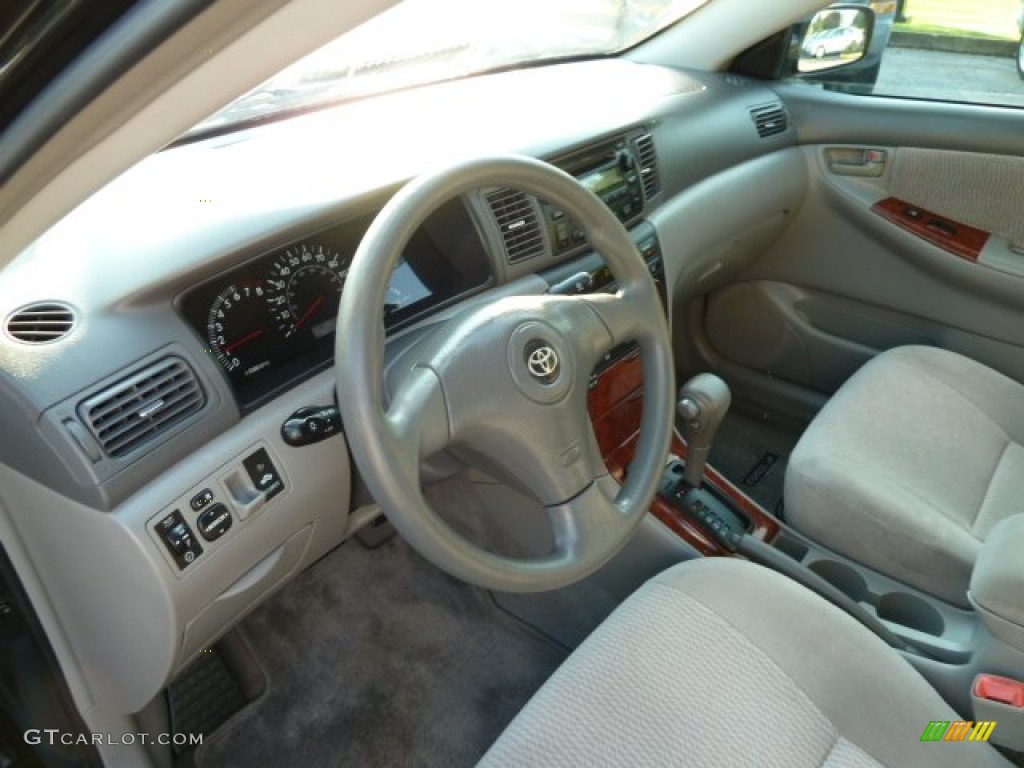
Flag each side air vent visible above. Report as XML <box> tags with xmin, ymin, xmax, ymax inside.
<box><xmin>79</xmin><ymin>356</ymin><xmax>205</xmax><ymax>458</ymax></box>
<box><xmin>5</xmin><ymin>302</ymin><xmax>75</xmax><ymax>343</ymax></box>
<box><xmin>485</xmin><ymin>188</ymin><xmax>545</xmax><ymax>263</ymax></box>
<box><xmin>634</xmin><ymin>133</ymin><xmax>661</xmax><ymax>200</ymax></box>
<box><xmin>750</xmin><ymin>103</ymin><xmax>789</xmax><ymax>138</ymax></box>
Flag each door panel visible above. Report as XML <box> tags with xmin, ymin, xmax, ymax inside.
<box><xmin>699</xmin><ymin>91</ymin><xmax>1024</xmax><ymax>406</ymax></box>
<box><xmin>887</xmin><ymin>148</ymin><xmax>1024</xmax><ymax>248</ymax></box>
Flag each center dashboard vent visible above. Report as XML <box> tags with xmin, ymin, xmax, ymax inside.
<box><xmin>485</xmin><ymin>188</ymin><xmax>546</xmax><ymax>264</ymax></box>
<box><xmin>634</xmin><ymin>133</ymin><xmax>661</xmax><ymax>200</ymax></box>
<box><xmin>78</xmin><ymin>356</ymin><xmax>205</xmax><ymax>458</ymax></box>
<box><xmin>750</xmin><ymin>103</ymin><xmax>789</xmax><ymax>139</ymax></box>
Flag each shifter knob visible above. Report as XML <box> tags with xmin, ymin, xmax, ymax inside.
<box><xmin>677</xmin><ymin>373</ymin><xmax>731</xmax><ymax>488</ymax></box>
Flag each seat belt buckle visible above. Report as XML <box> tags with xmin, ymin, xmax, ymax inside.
<box><xmin>971</xmin><ymin>674</ymin><xmax>1024</xmax><ymax>751</ymax></box>
<box><xmin>974</xmin><ymin>674</ymin><xmax>1024</xmax><ymax>707</ymax></box>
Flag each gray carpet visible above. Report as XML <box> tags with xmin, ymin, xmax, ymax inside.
<box><xmin>196</xmin><ymin>536</ymin><xmax>566</xmax><ymax>768</ymax></box>
<box><xmin>493</xmin><ymin>578</ymin><xmax>618</xmax><ymax>650</ymax></box>
<box><xmin>707</xmin><ymin>412</ymin><xmax>802</xmax><ymax>518</ymax></box>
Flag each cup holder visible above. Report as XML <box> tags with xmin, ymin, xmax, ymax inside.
<box><xmin>774</xmin><ymin>533</ymin><xmax>809</xmax><ymax>563</ymax></box>
<box><xmin>877</xmin><ymin>592</ymin><xmax>945</xmax><ymax>636</ymax></box>
<box><xmin>807</xmin><ymin>560</ymin><xmax>869</xmax><ymax>603</ymax></box>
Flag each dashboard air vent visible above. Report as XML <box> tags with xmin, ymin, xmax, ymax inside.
<box><xmin>485</xmin><ymin>188</ymin><xmax>545</xmax><ymax>263</ymax></box>
<box><xmin>79</xmin><ymin>356</ymin><xmax>204</xmax><ymax>458</ymax></box>
<box><xmin>750</xmin><ymin>103</ymin><xmax>789</xmax><ymax>139</ymax></box>
<box><xmin>634</xmin><ymin>133</ymin><xmax>661</xmax><ymax>200</ymax></box>
<box><xmin>5</xmin><ymin>302</ymin><xmax>75</xmax><ymax>343</ymax></box>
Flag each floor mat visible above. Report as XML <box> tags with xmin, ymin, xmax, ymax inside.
<box><xmin>707</xmin><ymin>412</ymin><xmax>802</xmax><ymax>517</ymax></box>
<box><xmin>167</xmin><ymin>645</ymin><xmax>249</xmax><ymax>757</ymax></box>
<box><xmin>196</xmin><ymin>537</ymin><xmax>566</xmax><ymax>768</ymax></box>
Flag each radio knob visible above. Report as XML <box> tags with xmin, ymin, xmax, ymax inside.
<box><xmin>617</xmin><ymin>150</ymin><xmax>634</xmax><ymax>172</ymax></box>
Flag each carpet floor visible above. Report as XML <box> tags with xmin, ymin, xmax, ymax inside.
<box><xmin>196</xmin><ymin>536</ymin><xmax>566</xmax><ymax>768</ymax></box>
<box><xmin>707</xmin><ymin>412</ymin><xmax>802</xmax><ymax>518</ymax></box>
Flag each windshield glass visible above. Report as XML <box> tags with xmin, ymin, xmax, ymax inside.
<box><xmin>186</xmin><ymin>0</ymin><xmax>709</xmax><ymax>138</ymax></box>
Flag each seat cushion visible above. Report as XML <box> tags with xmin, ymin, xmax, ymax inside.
<box><xmin>481</xmin><ymin>558</ymin><xmax>1008</xmax><ymax>767</ymax></box>
<box><xmin>785</xmin><ymin>346</ymin><xmax>1024</xmax><ymax>607</ymax></box>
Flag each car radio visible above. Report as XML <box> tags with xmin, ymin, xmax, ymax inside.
<box><xmin>544</xmin><ymin>137</ymin><xmax>646</xmax><ymax>257</ymax></box>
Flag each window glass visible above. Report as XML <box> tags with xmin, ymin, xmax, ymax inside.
<box><xmin>185</xmin><ymin>0</ymin><xmax>710</xmax><ymax>138</ymax></box>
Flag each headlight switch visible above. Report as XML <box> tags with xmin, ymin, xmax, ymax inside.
<box><xmin>281</xmin><ymin>405</ymin><xmax>343</xmax><ymax>447</ymax></box>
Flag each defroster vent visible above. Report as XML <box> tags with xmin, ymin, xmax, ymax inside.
<box><xmin>485</xmin><ymin>188</ymin><xmax>545</xmax><ymax>263</ymax></box>
<box><xmin>79</xmin><ymin>356</ymin><xmax>205</xmax><ymax>458</ymax></box>
<box><xmin>750</xmin><ymin>103</ymin><xmax>789</xmax><ymax>139</ymax></box>
<box><xmin>634</xmin><ymin>133</ymin><xmax>661</xmax><ymax>200</ymax></box>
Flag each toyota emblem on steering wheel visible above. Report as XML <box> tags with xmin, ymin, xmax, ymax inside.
<box><xmin>526</xmin><ymin>344</ymin><xmax>560</xmax><ymax>383</ymax></box>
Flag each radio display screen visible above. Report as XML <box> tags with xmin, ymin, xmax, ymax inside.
<box><xmin>582</xmin><ymin>165</ymin><xmax>624</xmax><ymax>196</ymax></box>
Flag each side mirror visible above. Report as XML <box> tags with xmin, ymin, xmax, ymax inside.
<box><xmin>796</xmin><ymin>4</ymin><xmax>875</xmax><ymax>75</ymax></box>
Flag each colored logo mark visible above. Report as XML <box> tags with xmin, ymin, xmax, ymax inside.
<box><xmin>921</xmin><ymin>720</ymin><xmax>996</xmax><ymax>743</ymax></box>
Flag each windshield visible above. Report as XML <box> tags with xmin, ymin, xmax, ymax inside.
<box><xmin>186</xmin><ymin>0</ymin><xmax>709</xmax><ymax>138</ymax></box>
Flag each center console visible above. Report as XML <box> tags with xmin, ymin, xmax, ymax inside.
<box><xmin>585</xmin><ymin>353</ymin><xmax>780</xmax><ymax>555</ymax></box>
<box><xmin>585</xmin><ymin>351</ymin><xmax>984</xmax><ymax>654</ymax></box>
<box><xmin>971</xmin><ymin>516</ymin><xmax>1024</xmax><ymax>653</ymax></box>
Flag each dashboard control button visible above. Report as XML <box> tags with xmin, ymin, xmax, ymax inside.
<box><xmin>190</xmin><ymin>488</ymin><xmax>215</xmax><ymax>510</ymax></box>
<box><xmin>155</xmin><ymin>511</ymin><xmax>203</xmax><ymax>570</ymax></box>
<box><xmin>197</xmin><ymin>503</ymin><xmax>233</xmax><ymax>542</ymax></box>
<box><xmin>304</xmin><ymin>417</ymin><xmax>327</xmax><ymax>437</ymax></box>
<box><xmin>926</xmin><ymin>218</ymin><xmax>957</xmax><ymax>237</ymax></box>
<box><xmin>548</xmin><ymin>271</ymin><xmax>594</xmax><ymax>296</ymax></box>
<box><xmin>243</xmin><ymin>448</ymin><xmax>284</xmax><ymax>499</ymax></box>
<box><xmin>281</xmin><ymin>405</ymin><xmax>343</xmax><ymax>447</ymax></box>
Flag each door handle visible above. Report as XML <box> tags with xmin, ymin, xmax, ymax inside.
<box><xmin>826</xmin><ymin>147</ymin><xmax>887</xmax><ymax>177</ymax></box>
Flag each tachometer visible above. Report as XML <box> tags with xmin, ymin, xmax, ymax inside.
<box><xmin>206</xmin><ymin>282</ymin><xmax>279</xmax><ymax>379</ymax></box>
<box><xmin>267</xmin><ymin>244</ymin><xmax>349</xmax><ymax>339</ymax></box>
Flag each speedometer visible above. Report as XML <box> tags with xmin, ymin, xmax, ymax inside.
<box><xmin>267</xmin><ymin>244</ymin><xmax>350</xmax><ymax>339</ymax></box>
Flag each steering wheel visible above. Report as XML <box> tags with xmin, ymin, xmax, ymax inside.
<box><xmin>335</xmin><ymin>155</ymin><xmax>674</xmax><ymax>592</ymax></box>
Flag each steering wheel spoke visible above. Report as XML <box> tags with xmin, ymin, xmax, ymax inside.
<box><xmin>547</xmin><ymin>474</ymin><xmax>629</xmax><ymax>562</ymax></box>
<box><xmin>451</xmin><ymin>384</ymin><xmax>605</xmax><ymax>508</ymax></box>
<box><xmin>384</xmin><ymin>364</ymin><xmax>451</xmax><ymax>461</ymax></box>
<box><xmin>574</xmin><ymin>289</ymin><xmax>651</xmax><ymax>355</ymax></box>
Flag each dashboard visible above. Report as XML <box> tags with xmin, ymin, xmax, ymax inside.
<box><xmin>0</xmin><ymin>58</ymin><xmax>801</xmax><ymax>715</ymax></box>
<box><xmin>178</xmin><ymin>198</ymin><xmax>493</xmax><ymax>406</ymax></box>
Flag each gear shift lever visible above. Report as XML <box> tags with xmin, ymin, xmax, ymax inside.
<box><xmin>677</xmin><ymin>373</ymin><xmax>731</xmax><ymax>488</ymax></box>
<box><xmin>658</xmin><ymin>374</ymin><xmax>745</xmax><ymax>551</ymax></box>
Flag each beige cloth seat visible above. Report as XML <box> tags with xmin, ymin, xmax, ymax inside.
<box><xmin>482</xmin><ymin>558</ymin><xmax>1007</xmax><ymax>767</ymax></box>
<box><xmin>785</xmin><ymin>346</ymin><xmax>1024</xmax><ymax>607</ymax></box>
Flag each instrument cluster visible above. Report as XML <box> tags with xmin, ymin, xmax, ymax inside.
<box><xmin>179</xmin><ymin>200</ymin><xmax>492</xmax><ymax>407</ymax></box>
